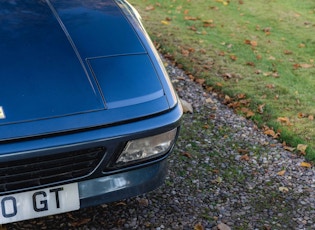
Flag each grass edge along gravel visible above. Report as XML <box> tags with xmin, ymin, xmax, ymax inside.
<box><xmin>129</xmin><ymin>0</ymin><xmax>315</xmax><ymax>161</ymax></box>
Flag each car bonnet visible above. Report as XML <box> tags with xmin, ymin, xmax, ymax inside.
<box><xmin>0</xmin><ymin>0</ymin><xmax>170</xmax><ymax>140</ymax></box>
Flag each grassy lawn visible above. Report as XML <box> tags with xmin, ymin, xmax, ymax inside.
<box><xmin>129</xmin><ymin>0</ymin><xmax>315</xmax><ymax>160</ymax></box>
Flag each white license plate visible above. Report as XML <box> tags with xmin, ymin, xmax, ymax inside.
<box><xmin>0</xmin><ymin>183</ymin><xmax>80</xmax><ymax>224</ymax></box>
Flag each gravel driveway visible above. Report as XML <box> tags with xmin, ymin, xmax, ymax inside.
<box><xmin>6</xmin><ymin>59</ymin><xmax>315</xmax><ymax>230</ymax></box>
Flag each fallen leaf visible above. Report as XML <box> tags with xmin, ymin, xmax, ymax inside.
<box><xmin>240</xmin><ymin>154</ymin><xmax>250</xmax><ymax>161</ymax></box>
<box><xmin>279</xmin><ymin>186</ymin><xmax>289</xmax><ymax>193</ymax></box>
<box><xmin>300</xmin><ymin>162</ymin><xmax>312</xmax><ymax>168</ymax></box>
<box><xmin>181</xmin><ymin>152</ymin><xmax>193</xmax><ymax>158</ymax></box>
<box><xmin>250</xmin><ymin>40</ymin><xmax>258</xmax><ymax>47</ymax></box>
<box><xmin>277</xmin><ymin>170</ymin><xmax>286</xmax><ymax>176</ymax></box>
<box><xmin>283</xmin><ymin>145</ymin><xmax>295</xmax><ymax>152</ymax></box>
<box><xmin>206</xmin><ymin>98</ymin><xmax>214</xmax><ymax>103</ymax></box>
<box><xmin>180</xmin><ymin>99</ymin><xmax>193</xmax><ymax>113</ymax></box>
<box><xmin>194</xmin><ymin>222</ymin><xmax>205</xmax><ymax>230</ymax></box>
<box><xmin>257</xmin><ymin>104</ymin><xmax>265</xmax><ymax>114</ymax></box>
<box><xmin>298</xmin><ymin>112</ymin><xmax>306</xmax><ymax>118</ymax></box>
<box><xmin>264</xmin><ymin>129</ymin><xmax>279</xmax><ymax>138</ymax></box>
<box><xmin>308</xmin><ymin>115</ymin><xmax>314</xmax><ymax>120</ymax></box>
<box><xmin>277</xmin><ymin>117</ymin><xmax>291</xmax><ymax>125</ymax></box>
<box><xmin>230</xmin><ymin>55</ymin><xmax>237</xmax><ymax>61</ymax></box>
<box><xmin>145</xmin><ymin>5</ymin><xmax>155</xmax><ymax>11</ymax></box>
<box><xmin>138</xmin><ymin>198</ymin><xmax>149</xmax><ymax>207</ymax></box>
<box><xmin>195</xmin><ymin>78</ymin><xmax>206</xmax><ymax>85</ymax></box>
<box><xmin>297</xmin><ymin>144</ymin><xmax>307</xmax><ymax>155</ymax></box>
<box><xmin>161</xmin><ymin>20</ymin><xmax>170</xmax><ymax>25</ymax></box>
<box><xmin>284</xmin><ymin>50</ymin><xmax>293</xmax><ymax>55</ymax></box>
<box><xmin>184</xmin><ymin>16</ymin><xmax>198</xmax><ymax>21</ymax></box>
<box><xmin>246</xmin><ymin>110</ymin><xmax>255</xmax><ymax>118</ymax></box>
<box><xmin>299</xmin><ymin>63</ymin><xmax>313</xmax><ymax>68</ymax></box>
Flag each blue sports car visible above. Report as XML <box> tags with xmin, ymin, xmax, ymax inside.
<box><xmin>0</xmin><ymin>0</ymin><xmax>182</xmax><ymax>224</ymax></box>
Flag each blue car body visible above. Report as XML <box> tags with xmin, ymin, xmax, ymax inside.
<box><xmin>0</xmin><ymin>0</ymin><xmax>181</xmax><ymax>223</ymax></box>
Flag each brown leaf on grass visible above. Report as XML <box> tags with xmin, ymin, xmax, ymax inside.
<box><xmin>237</xmin><ymin>93</ymin><xmax>246</xmax><ymax>99</ymax></box>
<box><xmin>263</xmin><ymin>127</ymin><xmax>280</xmax><ymax>139</ymax></box>
<box><xmin>277</xmin><ymin>117</ymin><xmax>291</xmax><ymax>125</ymax></box>
<box><xmin>230</xmin><ymin>55</ymin><xmax>237</xmax><ymax>61</ymax></box>
<box><xmin>195</xmin><ymin>78</ymin><xmax>206</xmax><ymax>85</ymax></box>
<box><xmin>222</xmin><ymin>73</ymin><xmax>233</xmax><ymax>80</ymax></box>
<box><xmin>297</xmin><ymin>144</ymin><xmax>307</xmax><ymax>155</ymax></box>
<box><xmin>246</xmin><ymin>62</ymin><xmax>255</xmax><ymax>67</ymax></box>
<box><xmin>218</xmin><ymin>51</ymin><xmax>225</xmax><ymax>56</ymax></box>
<box><xmin>188</xmin><ymin>26</ymin><xmax>197</xmax><ymax>31</ymax></box>
<box><xmin>184</xmin><ymin>9</ymin><xmax>189</xmax><ymax>15</ymax></box>
<box><xmin>145</xmin><ymin>5</ymin><xmax>155</xmax><ymax>11</ymax></box>
<box><xmin>240</xmin><ymin>107</ymin><xmax>255</xmax><ymax>118</ymax></box>
<box><xmin>293</xmin><ymin>63</ymin><xmax>300</xmax><ymax>70</ymax></box>
<box><xmin>308</xmin><ymin>115</ymin><xmax>314</xmax><ymax>120</ymax></box>
<box><xmin>257</xmin><ymin>104</ymin><xmax>265</xmax><ymax>114</ymax></box>
<box><xmin>184</xmin><ymin>16</ymin><xmax>198</xmax><ymax>21</ymax></box>
<box><xmin>203</xmin><ymin>22</ymin><xmax>216</xmax><ymax>28</ymax></box>
<box><xmin>161</xmin><ymin>20</ymin><xmax>170</xmax><ymax>25</ymax></box>
<box><xmin>298</xmin><ymin>112</ymin><xmax>307</xmax><ymax>118</ymax></box>
<box><xmin>300</xmin><ymin>162</ymin><xmax>312</xmax><ymax>168</ymax></box>
<box><xmin>299</xmin><ymin>63</ymin><xmax>313</xmax><ymax>68</ymax></box>
<box><xmin>284</xmin><ymin>50</ymin><xmax>293</xmax><ymax>55</ymax></box>
<box><xmin>250</xmin><ymin>40</ymin><xmax>258</xmax><ymax>47</ymax></box>
<box><xmin>244</xmin><ymin>39</ymin><xmax>251</xmax><ymax>45</ymax></box>
<box><xmin>181</xmin><ymin>49</ymin><xmax>190</xmax><ymax>56</ymax></box>
<box><xmin>223</xmin><ymin>95</ymin><xmax>232</xmax><ymax>104</ymax></box>
<box><xmin>244</xmin><ymin>40</ymin><xmax>257</xmax><ymax>47</ymax></box>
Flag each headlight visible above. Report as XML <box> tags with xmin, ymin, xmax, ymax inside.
<box><xmin>116</xmin><ymin>128</ymin><xmax>177</xmax><ymax>164</ymax></box>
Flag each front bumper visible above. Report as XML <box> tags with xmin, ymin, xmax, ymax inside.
<box><xmin>79</xmin><ymin>159</ymin><xmax>167</xmax><ymax>208</ymax></box>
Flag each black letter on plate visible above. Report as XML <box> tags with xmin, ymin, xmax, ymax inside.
<box><xmin>1</xmin><ymin>196</ymin><xmax>17</xmax><ymax>218</ymax></box>
<box><xmin>33</xmin><ymin>191</ymin><xmax>48</xmax><ymax>212</ymax></box>
<box><xmin>50</xmin><ymin>187</ymin><xmax>63</xmax><ymax>209</ymax></box>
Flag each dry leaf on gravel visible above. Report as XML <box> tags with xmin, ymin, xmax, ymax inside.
<box><xmin>279</xmin><ymin>186</ymin><xmax>289</xmax><ymax>193</ymax></box>
<box><xmin>180</xmin><ymin>98</ymin><xmax>193</xmax><ymax>113</ymax></box>
<box><xmin>300</xmin><ymin>162</ymin><xmax>312</xmax><ymax>168</ymax></box>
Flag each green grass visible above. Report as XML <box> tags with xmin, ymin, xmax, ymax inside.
<box><xmin>129</xmin><ymin>0</ymin><xmax>315</xmax><ymax>160</ymax></box>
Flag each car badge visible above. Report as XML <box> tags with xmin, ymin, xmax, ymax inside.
<box><xmin>0</xmin><ymin>106</ymin><xmax>5</xmax><ymax>119</ymax></box>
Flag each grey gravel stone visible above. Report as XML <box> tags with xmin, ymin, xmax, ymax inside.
<box><xmin>6</xmin><ymin>58</ymin><xmax>315</xmax><ymax>229</ymax></box>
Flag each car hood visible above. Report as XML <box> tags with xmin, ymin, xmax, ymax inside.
<box><xmin>0</xmin><ymin>0</ymin><xmax>170</xmax><ymax>140</ymax></box>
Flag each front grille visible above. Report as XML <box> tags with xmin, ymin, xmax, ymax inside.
<box><xmin>0</xmin><ymin>147</ymin><xmax>105</xmax><ymax>193</ymax></box>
